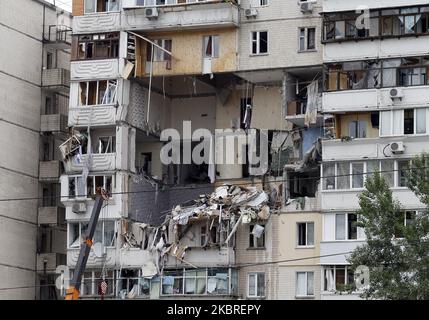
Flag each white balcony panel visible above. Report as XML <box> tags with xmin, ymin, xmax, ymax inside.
<box><xmin>324</xmin><ymin>37</ymin><xmax>429</xmax><ymax>63</ymax></box>
<box><xmin>323</xmin><ymin>86</ymin><xmax>429</xmax><ymax>113</ymax></box>
<box><xmin>323</xmin><ymin>135</ymin><xmax>429</xmax><ymax>161</ymax></box>
<box><xmin>119</xmin><ymin>249</ymin><xmax>157</xmax><ymax>268</ymax></box>
<box><xmin>71</xmin><ymin>59</ymin><xmax>120</xmax><ymax>80</ymax></box>
<box><xmin>122</xmin><ymin>5</ymin><xmax>239</xmax><ymax>31</ymax></box>
<box><xmin>73</xmin><ymin>13</ymin><xmax>121</xmax><ymax>34</ymax></box>
<box><xmin>321</xmin><ymin>189</ymin><xmax>424</xmax><ymax>212</ymax></box>
<box><xmin>164</xmin><ymin>247</ymin><xmax>235</xmax><ymax>268</ymax></box>
<box><xmin>283</xmin><ymin>197</ymin><xmax>321</xmax><ymax>213</ymax></box>
<box><xmin>322</xmin><ymin>90</ymin><xmax>378</xmax><ymax>113</ymax></box>
<box><xmin>320</xmin><ymin>241</ymin><xmax>365</xmax><ymax>264</ymax></box>
<box><xmin>68</xmin><ymin>105</ymin><xmax>117</xmax><ymax>127</ymax></box>
<box><xmin>323</xmin><ymin>0</ymin><xmax>429</xmax><ymax>13</ymax></box>
<box><xmin>67</xmin><ymin>247</ymin><xmax>116</xmax><ymax>268</ymax></box>
<box><xmin>64</xmin><ymin>153</ymin><xmax>116</xmax><ymax>173</ymax></box>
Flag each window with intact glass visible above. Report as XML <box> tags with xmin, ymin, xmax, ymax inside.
<box><xmin>337</xmin><ymin>162</ymin><xmax>350</xmax><ymax>190</ymax></box>
<box><xmin>352</xmin><ymin>163</ymin><xmax>364</xmax><ymax>188</ymax></box>
<box><xmin>323</xmin><ymin>163</ymin><xmax>335</xmax><ymax>190</ymax></box>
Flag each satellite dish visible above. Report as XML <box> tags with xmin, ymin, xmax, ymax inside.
<box><xmin>92</xmin><ymin>242</ymin><xmax>104</xmax><ymax>258</ymax></box>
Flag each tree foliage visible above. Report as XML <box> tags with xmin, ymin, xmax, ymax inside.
<box><xmin>348</xmin><ymin>155</ymin><xmax>429</xmax><ymax>299</ymax></box>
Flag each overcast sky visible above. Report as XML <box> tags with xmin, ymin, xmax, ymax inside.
<box><xmin>45</xmin><ymin>0</ymin><xmax>72</xmax><ymax>12</ymax></box>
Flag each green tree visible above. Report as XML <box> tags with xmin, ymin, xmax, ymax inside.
<box><xmin>349</xmin><ymin>155</ymin><xmax>429</xmax><ymax>299</ymax></box>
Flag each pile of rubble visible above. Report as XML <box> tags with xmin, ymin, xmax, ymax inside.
<box><xmin>170</xmin><ymin>185</ymin><xmax>271</xmax><ymax>241</ymax></box>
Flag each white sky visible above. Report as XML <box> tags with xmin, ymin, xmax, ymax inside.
<box><xmin>45</xmin><ymin>0</ymin><xmax>72</xmax><ymax>12</ymax></box>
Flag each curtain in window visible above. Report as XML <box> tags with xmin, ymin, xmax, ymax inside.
<box><xmin>296</xmin><ymin>273</ymin><xmax>306</xmax><ymax>296</ymax></box>
<box><xmin>416</xmin><ymin>108</ymin><xmax>427</xmax><ymax>133</ymax></box>
<box><xmin>337</xmin><ymin>162</ymin><xmax>350</xmax><ymax>190</ymax></box>
<box><xmin>307</xmin><ymin>223</ymin><xmax>314</xmax><ymax>246</ymax></box>
<box><xmin>323</xmin><ymin>163</ymin><xmax>335</xmax><ymax>190</ymax></box>
<box><xmin>336</xmin><ymin>214</ymin><xmax>346</xmax><ymax>240</ymax></box>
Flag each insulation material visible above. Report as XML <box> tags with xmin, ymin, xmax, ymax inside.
<box><xmin>305</xmin><ymin>81</ymin><xmax>319</xmax><ymax>127</ymax></box>
<box><xmin>251</xmin><ymin>224</ymin><xmax>265</xmax><ymax>239</ymax></box>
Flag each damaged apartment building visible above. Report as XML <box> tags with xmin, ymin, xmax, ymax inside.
<box><xmin>59</xmin><ymin>0</ymin><xmax>324</xmax><ymax>299</ymax></box>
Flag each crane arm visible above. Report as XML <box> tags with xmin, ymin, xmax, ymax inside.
<box><xmin>65</xmin><ymin>190</ymin><xmax>106</xmax><ymax>300</ymax></box>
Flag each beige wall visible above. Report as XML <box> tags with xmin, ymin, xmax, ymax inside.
<box><xmin>278</xmin><ymin>212</ymin><xmax>322</xmax><ymax>266</ymax></box>
<box><xmin>138</xmin><ymin>28</ymin><xmax>237</xmax><ymax>77</ymax></box>
<box><xmin>236</xmin><ymin>215</ymin><xmax>280</xmax><ymax>300</ymax></box>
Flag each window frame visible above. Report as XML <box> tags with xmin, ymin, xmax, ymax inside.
<box><xmin>298</xmin><ymin>27</ymin><xmax>316</xmax><ymax>52</ymax></box>
<box><xmin>297</xmin><ymin>222</ymin><xmax>315</xmax><ymax>247</ymax></box>
<box><xmin>247</xmin><ymin>272</ymin><xmax>265</xmax><ymax>298</ymax></box>
<box><xmin>296</xmin><ymin>271</ymin><xmax>315</xmax><ymax>298</ymax></box>
<box><xmin>335</xmin><ymin>213</ymin><xmax>360</xmax><ymax>240</ymax></box>
<box><xmin>84</xmin><ymin>0</ymin><xmax>120</xmax><ymax>14</ymax></box>
<box><xmin>251</xmin><ymin>31</ymin><xmax>268</xmax><ymax>55</ymax></box>
<box><xmin>249</xmin><ymin>224</ymin><xmax>266</xmax><ymax>249</ymax></box>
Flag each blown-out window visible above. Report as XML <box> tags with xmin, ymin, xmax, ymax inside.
<box><xmin>78</xmin><ymin>80</ymin><xmax>118</xmax><ymax>106</ymax></box>
<box><xmin>73</xmin><ymin>33</ymin><xmax>119</xmax><ymax>60</ymax></box>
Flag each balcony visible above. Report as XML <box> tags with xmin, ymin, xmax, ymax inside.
<box><xmin>323</xmin><ymin>85</ymin><xmax>429</xmax><ymax>113</ymax></box>
<box><xmin>322</xmin><ymin>188</ymin><xmax>423</xmax><ymax>212</ymax></box>
<box><xmin>71</xmin><ymin>59</ymin><xmax>121</xmax><ymax>80</ymax></box>
<box><xmin>37</xmin><ymin>253</ymin><xmax>66</xmax><ymax>274</ymax></box>
<box><xmin>322</xmin><ymin>135</ymin><xmax>429</xmax><ymax>161</ymax></box>
<box><xmin>122</xmin><ymin>0</ymin><xmax>239</xmax><ymax>31</ymax></box>
<box><xmin>73</xmin><ymin>12</ymin><xmax>121</xmax><ymax>34</ymax></box>
<box><xmin>320</xmin><ymin>240</ymin><xmax>366</xmax><ymax>265</ymax></box>
<box><xmin>67</xmin><ymin>247</ymin><xmax>116</xmax><ymax>268</ymax></box>
<box><xmin>68</xmin><ymin>105</ymin><xmax>118</xmax><ymax>127</ymax></box>
<box><xmin>39</xmin><ymin>161</ymin><xmax>61</xmax><ymax>182</ymax></box>
<box><xmin>164</xmin><ymin>246</ymin><xmax>235</xmax><ymax>268</ymax></box>
<box><xmin>63</xmin><ymin>153</ymin><xmax>117</xmax><ymax>173</ymax></box>
<box><xmin>323</xmin><ymin>0</ymin><xmax>429</xmax><ymax>13</ymax></box>
<box><xmin>38</xmin><ymin>206</ymin><xmax>66</xmax><ymax>226</ymax></box>
<box><xmin>40</xmin><ymin>114</ymin><xmax>68</xmax><ymax>133</ymax></box>
<box><xmin>283</xmin><ymin>197</ymin><xmax>320</xmax><ymax>213</ymax></box>
<box><xmin>43</xmin><ymin>25</ymin><xmax>72</xmax><ymax>49</ymax></box>
<box><xmin>42</xmin><ymin>69</ymin><xmax>70</xmax><ymax>93</ymax></box>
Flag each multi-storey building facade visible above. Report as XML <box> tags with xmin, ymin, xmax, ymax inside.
<box><xmin>61</xmin><ymin>0</ymin><xmax>324</xmax><ymax>300</ymax></box>
<box><xmin>320</xmin><ymin>0</ymin><xmax>429</xmax><ymax>299</ymax></box>
<box><xmin>0</xmin><ymin>0</ymin><xmax>71</xmax><ymax>299</ymax></box>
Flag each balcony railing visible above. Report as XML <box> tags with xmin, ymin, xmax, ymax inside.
<box><xmin>122</xmin><ymin>0</ymin><xmax>239</xmax><ymax>30</ymax></box>
<box><xmin>38</xmin><ymin>206</ymin><xmax>66</xmax><ymax>226</ymax></box>
<box><xmin>44</xmin><ymin>25</ymin><xmax>72</xmax><ymax>49</ymax></box>
<box><xmin>42</xmin><ymin>69</ymin><xmax>70</xmax><ymax>92</ymax></box>
<box><xmin>40</xmin><ymin>114</ymin><xmax>68</xmax><ymax>133</ymax></box>
<box><xmin>39</xmin><ymin>161</ymin><xmax>61</xmax><ymax>182</ymax></box>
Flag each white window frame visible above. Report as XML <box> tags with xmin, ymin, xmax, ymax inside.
<box><xmin>68</xmin><ymin>220</ymin><xmax>116</xmax><ymax>249</ymax></box>
<box><xmin>84</xmin><ymin>0</ymin><xmax>120</xmax><ymax>14</ymax></box>
<box><xmin>298</xmin><ymin>27</ymin><xmax>316</xmax><ymax>52</ymax></box>
<box><xmin>203</xmin><ymin>35</ymin><xmax>220</xmax><ymax>59</ymax></box>
<box><xmin>253</xmin><ymin>0</ymin><xmax>269</xmax><ymax>7</ymax></box>
<box><xmin>323</xmin><ymin>266</ymin><xmax>355</xmax><ymax>293</ymax></box>
<box><xmin>296</xmin><ymin>222</ymin><xmax>315</xmax><ymax>247</ymax></box>
<box><xmin>68</xmin><ymin>175</ymin><xmax>113</xmax><ymax>199</ymax></box>
<box><xmin>350</xmin><ymin>162</ymin><xmax>365</xmax><ymax>189</ymax></box>
<box><xmin>335</xmin><ymin>213</ymin><xmax>361</xmax><ymax>241</ymax></box>
<box><xmin>78</xmin><ymin>80</ymin><xmax>118</xmax><ymax>106</ymax></box>
<box><xmin>296</xmin><ymin>271</ymin><xmax>314</xmax><ymax>298</ymax></box>
<box><xmin>251</xmin><ymin>31</ymin><xmax>268</xmax><ymax>55</ymax></box>
<box><xmin>247</xmin><ymin>272</ymin><xmax>265</xmax><ymax>298</ymax></box>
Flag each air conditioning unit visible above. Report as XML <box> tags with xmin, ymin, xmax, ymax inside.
<box><xmin>390</xmin><ymin>142</ymin><xmax>405</xmax><ymax>154</ymax></box>
<box><xmin>300</xmin><ymin>1</ymin><xmax>315</xmax><ymax>13</ymax></box>
<box><xmin>72</xmin><ymin>202</ymin><xmax>86</xmax><ymax>214</ymax></box>
<box><xmin>245</xmin><ymin>8</ymin><xmax>258</xmax><ymax>18</ymax></box>
<box><xmin>390</xmin><ymin>88</ymin><xmax>404</xmax><ymax>100</ymax></box>
<box><xmin>145</xmin><ymin>7</ymin><xmax>159</xmax><ymax>19</ymax></box>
